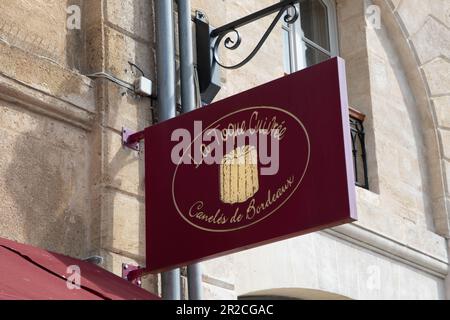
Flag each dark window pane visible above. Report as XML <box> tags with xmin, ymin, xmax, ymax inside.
<box><xmin>300</xmin><ymin>0</ymin><xmax>330</xmax><ymax>51</ymax></box>
<box><xmin>350</xmin><ymin>117</ymin><xmax>369</xmax><ymax>189</ymax></box>
<box><xmin>305</xmin><ymin>43</ymin><xmax>330</xmax><ymax>66</ymax></box>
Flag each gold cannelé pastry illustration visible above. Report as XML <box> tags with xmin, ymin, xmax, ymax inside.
<box><xmin>220</xmin><ymin>145</ymin><xmax>259</xmax><ymax>204</ymax></box>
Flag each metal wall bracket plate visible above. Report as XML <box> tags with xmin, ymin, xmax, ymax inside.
<box><xmin>122</xmin><ymin>127</ymin><xmax>140</xmax><ymax>152</ymax></box>
<box><xmin>122</xmin><ymin>263</ymin><xmax>143</xmax><ymax>287</ymax></box>
<box><xmin>194</xmin><ymin>11</ymin><xmax>222</xmax><ymax>104</ymax></box>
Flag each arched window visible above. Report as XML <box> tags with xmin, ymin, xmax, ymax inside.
<box><xmin>283</xmin><ymin>0</ymin><xmax>338</xmax><ymax>73</ymax></box>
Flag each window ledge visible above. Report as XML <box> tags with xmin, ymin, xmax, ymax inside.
<box><xmin>349</xmin><ymin>107</ymin><xmax>366</xmax><ymax>121</ymax></box>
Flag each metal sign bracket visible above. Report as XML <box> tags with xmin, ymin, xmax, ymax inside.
<box><xmin>122</xmin><ymin>263</ymin><xmax>143</xmax><ymax>287</ymax></box>
<box><xmin>122</xmin><ymin>127</ymin><xmax>145</xmax><ymax>152</ymax></box>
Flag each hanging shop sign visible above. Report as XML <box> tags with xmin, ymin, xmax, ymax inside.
<box><xmin>142</xmin><ymin>57</ymin><xmax>357</xmax><ymax>272</ymax></box>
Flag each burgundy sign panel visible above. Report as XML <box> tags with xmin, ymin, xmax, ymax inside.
<box><xmin>145</xmin><ymin>57</ymin><xmax>357</xmax><ymax>273</ymax></box>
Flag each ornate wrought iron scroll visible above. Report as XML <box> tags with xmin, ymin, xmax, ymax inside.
<box><xmin>210</xmin><ymin>0</ymin><xmax>300</xmax><ymax>70</ymax></box>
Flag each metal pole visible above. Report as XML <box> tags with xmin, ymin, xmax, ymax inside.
<box><xmin>178</xmin><ymin>0</ymin><xmax>196</xmax><ymax>114</ymax></box>
<box><xmin>156</xmin><ymin>0</ymin><xmax>177</xmax><ymax>121</ymax></box>
<box><xmin>156</xmin><ymin>0</ymin><xmax>180</xmax><ymax>300</ymax></box>
<box><xmin>187</xmin><ymin>263</ymin><xmax>203</xmax><ymax>300</ymax></box>
<box><xmin>178</xmin><ymin>0</ymin><xmax>203</xmax><ymax>300</ymax></box>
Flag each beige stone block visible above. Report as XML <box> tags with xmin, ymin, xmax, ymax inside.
<box><xmin>397</xmin><ymin>0</ymin><xmax>431</xmax><ymax>36</ymax></box>
<box><xmin>106</xmin><ymin>0</ymin><xmax>154</xmax><ymax>42</ymax></box>
<box><xmin>369</xmin><ymin>53</ymin><xmax>389</xmax><ymax>93</ymax></box>
<box><xmin>427</xmin><ymin>148</ymin><xmax>448</xmax><ymax>198</ymax></box>
<box><xmin>0</xmin><ymin>0</ymin><xmax>69</xmax><ymax>64</ymax></box>
<box><xmin>366</xmin><ymin>26</ymin><xmax>389</xmax><ymax>58</ymax></box>
<box><xmin>203</xmin><ymin>282</ymin><xmax>237</xmax><ymax>300</ymax></box>
<box><xmin>104</xmin><ymin>81</ymin><xmax>152</xmax><ymax>132</ymax></box>
<box><xmin>337</xmin><ymin>0</ymin><xmax>365</xmax><ymax>22</ymax></box>
<box><xmin>202</xmin><ymin>256</ymin><xmax>236</xmax><ymax>290</ymax></box>
<box><xmin>105</xmin><ymin>26</ymin><xmax>156</xmax><ymax>84</ymax></box>
<box><xmin>375</xmin><ymin>139</ymin><xmax>401</xmax><ymax>179</ymax></box>
<box><xmin>191</xmin><ymin>0</ymin><xmax>228</xmax><ymax>28</ymax></box>
<box><xmin>439</xmin><ymin>129</ymin><xmax>450</xmax><ymax>160</ymax></box>
<box><xmin>422</xmin><ymin>58</ymin><xmax>450</xmax><ymax>96</ymax></box>
<box><xmin>395</xmin><ymin>262</ymin><xmax>444</xmax><ymax>299</ymax></box>
<box><xmin>101</xmin><ymin>190</ymin><xmax>145</xmax><ymax>258</ymax></box>
<box><xmin>0</xmin><ymin>106</ymin><xmax>92</xmax><ymax>258</ymax></box>
<box><xmin>344</xmin><ymin>53</ymin><xmax>371</xmax><ymax>110</ymax></box>
<box><xmin>313</xmin><ymin>234</ymin><xmax>341</xmax><ymax>294</ymax></box>
<box><xmin>378</xmin><ymin>170</ymin><xmax>424</xmax><ymax>222</ymax></box>
<box><xmin>356</xmin><ymin>190</ymin><xmax>447</xmax><ymax>260</ymax></box>
<box><xmin>429</xmin><ymin>0</ymin><xmax>450</xmax><ymax>28</ymax></box>
<box><xmin>339</xmin><ymin>16</ymin><xmax>367</xmax><ymax>59</ymax></box>
<box><xmin>0</xmin><ymin>41</ymin><xmax>95</xmax><ymax>113</ymax></box>
<box><xmin>411</xmin><ymin>17</ymin><xmax>450</xmax><ymax>64</ymax></box>
<box><xmin>433</xmin><ymin>96</ymin><xmax>450</xmax><ymax>128</ymax></box>
<box><xmin>84</xmin><ymin>0</ymin><xmax>103</xmax><ymax>30</ymax></box>
<box><xmin>431</xmin><ymin>196</ymin><xmax>450</xmax><ymax>236</ymax></box>
<box><xmin>397</xmin><ymin>152</ymin><xmax>422</xmax><ymax>190</ymax></box>
<box><xmin>0</xmin><ymin>102</ymin><xmax>88</xmax><ymax>153</ymax></box>
<box><xmin>233</xmin><ymin>237</ymin><xmax>320</xmax><ymax>296</ymax></box>
<box><xmin>103</xmin><ymin>128</ymin><xmax>144</xmax><ymax>196</ymax></box>
<box><xmin>356</xmin><ymin>185</ymin><xmax>381</xmax><ymax>206</ymax></box>
<box><xmin>85</xmin><ymin>23</ymin><xmax>105</xmax><ymax>74</ymax></box>
<box><xmin>444</xmin><ymin>160</ymin><xmax>450</xmax><ymax>196</ymax></box>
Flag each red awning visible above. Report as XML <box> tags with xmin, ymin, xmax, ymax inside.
<box><xmin>0</xmin><ymin>237</ymin><xmax>159</xmax><ymax>300</ymax></box>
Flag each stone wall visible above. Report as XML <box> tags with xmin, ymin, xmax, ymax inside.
<box><xmin>0</xmin><ymin>0</ymin><xmax>85</xmax><ymax>69</ymax></box>
<box><xmin>86</xmin><ymin>0</ymin><xmax>158</xmax><ymax>293</ymax></box>
<box><xmin>381</xmin><ymin>0</ymin><xmax>450</xmax><ymax>238</ymax></box>
<box><xmin>0</xmin><ymin>0</ymin><xmax>96</xmax><ymax>260</ymax></box>
<box><xmin>0</xmin><ymin>0</ymin><xmax>449</xmax><ymax>300</ymax></box>
<box><xmin>197</xmin><ymin>0</ymin><xmax>450</xmax><ymax>299</ymax></box>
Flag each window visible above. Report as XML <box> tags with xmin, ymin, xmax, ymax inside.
<box><xmin>283</xmin><ymin>0</ymin><xmax>338</xmax><ymax>73</ymax></box>
<box><xmin>350</xmin><ymin>109</ymin><xmax>369</xmax><ymax>189</ymax></box>
<box><xmin>283</xmin><ymin>3</ymin><xmax>369</xmax><ymax>189</ymax></box>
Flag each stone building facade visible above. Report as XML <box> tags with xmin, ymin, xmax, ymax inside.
<box><xmin>0</xmin><ymin>0</ymin><xmax>449</xmax><ymax>299</ymax></box>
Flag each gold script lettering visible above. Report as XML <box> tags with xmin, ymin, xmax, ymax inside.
<box><xmin>189</xmin><ymin>201</ymin><xmax>228</xmax><ymax>224</ymax></box>
<box><xmin>246</xmin><ymin>176</ymin><xmax>295</xmax><ymax>220</ymax></box>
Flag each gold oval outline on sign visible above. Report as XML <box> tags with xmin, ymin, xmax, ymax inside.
<box><xmin>171</xmin><ymin>106</ymin><xmax>311</xmax><ymax>233</ymax></box>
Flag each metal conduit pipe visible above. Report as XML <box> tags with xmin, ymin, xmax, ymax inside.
<box><xmin>177</xmin><ymin>0</ymin><xmax>203</xmax><ymax>300</ymax></box>
<box><xmin>178</xmin><ymin>0</ymin><xmax>196</xmax><ymax>114</ymax></box>
<box><xmin>156</xmin><ymin>0</ymin><xmax>181</xmax><ymax>300</ymax></box>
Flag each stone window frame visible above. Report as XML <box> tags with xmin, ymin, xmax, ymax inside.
<box><xmin>282</xmin><ymin>0</ymin><xmax>339</xmax><ymax>73</ymax></box>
